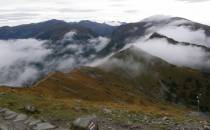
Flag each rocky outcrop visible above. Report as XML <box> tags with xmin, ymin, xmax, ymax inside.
<box><xmin>71</xmin><ymin>115</ymin><xmax>98</xmax><ymax>130</ymax></box>
<box><xmin>0</xmin><ymin>107</ymin><xmax>56</xmax><ymax>130</ymax></box>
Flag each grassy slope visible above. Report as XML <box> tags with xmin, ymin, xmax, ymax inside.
<box><xmin>0</xmin><ymin>67</ymin><xmax>190</xmax><ymax>124</ymax></box>
<box><xmin>103</xmin><ymin>47</ymin><xmax>210</xmax><ymax>110</ymax></box>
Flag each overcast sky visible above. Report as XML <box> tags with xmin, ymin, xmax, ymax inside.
<box><xmin>0</xmin><ymin>0</ymin><xmax>210</xmax><ymax>26</ymax></box>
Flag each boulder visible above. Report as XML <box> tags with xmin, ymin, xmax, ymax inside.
<box><xmin>71</xmin><ymin>115</ymin><xmax>98</xmax><ymax>130</ymax></box>
<box><xmin>28</xmin><ymin>119</ymin><xmax>42</xmax><ymax>126</ymax></box>
<box><xmin>34</xmin><ymin>122</ymin><xmax>56</xmax><ymax>130</ymax></box>
<box><xmin>13</xmin><ymin>114</ymin><xmax>28</xmax><ymax>122</ymax></box>
<box><xmin>0</xmin><ymin>108</ymin><xmax>9</xmax><ymax>113</ymax></box>
<box><xmin>4</xmin><ymin>113</ymin><xmax>17</xmax><ymax>120</ymax></box>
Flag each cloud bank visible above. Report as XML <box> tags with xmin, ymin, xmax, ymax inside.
<box><xmin>54</xmin><ymin>31</ymin><xmax>110</xmax><ymax>71</ymax></box>
<box><xmin>95</xmin><ymin>17</ymin><xmax>210</xmax><ymax>72</ymax></box>
<box><xmin>133</xmin><ymin>38</ymin><xmax>210</xmax><ymax>69</ymax></box>
<box><xmin>144</xmin><ymin>17</ymin><xmax>210</xmax><ymax>47</ymax></box>
<box><xmin>0</xmin><ymin>31</ymin><xmax>110</xmax><ymax>87</ymax></box>
<box><xmin>123</xmin><ymin>16</ymin><xmax>210</xmax><ymax>70</ymax></box>
<box><xmin>100</xmin><ymin>56</ymin><xmax>145</xmax><ymax>77</ymax></box>
<box><xmin>0</xmin><ymin>0</ymin><xmax>210</xmax><ymax>27</ymax></box>
<box><xmin>177</xmin><ymin>0</ymin><xmax>210</xmax><ymax>3</ymax></box>
<box><xmin>0</xmin><ymin>39</ymin><xmax>51</xmax><ymax>87</ymax></box>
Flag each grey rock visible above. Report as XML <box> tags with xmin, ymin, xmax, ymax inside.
<box><xmin>0</xmin><ymin>108</ymin><xmax>9</xmax><ymax>113</ymax></box>
<box><xmin>0</xmin><ymin>125</ymin><xmax>9</xmax><ymax>130</ymax></box>
<box><xmin>203</xmin><ymin>125</ymin><xmax>210</xmax><ymax>130</ymax></box>
<box><xmin>54</xmin><ymin>127</ymin><xmax>69</xmax><ymax>130</ymax></box>
<box><xmin>3</xmin><ymin>110</ymin><xmax>16</xmax><ymax>116</ymax></box>
<box><xmin>162</xmin><ymin>116</ymin><xmax>169</xmax><ymax>121</ymax></box>
<box><xmin>4</xmin><ymin>113</ymin><xmax>17</xmax><ymax>120</ymax></box>
<box><xmin>0</xmin><ymin>108</ymin><xmax>59</xmax><ymax>130</ymax></box>
<box><xmin>29</xmin><ymin>119</ymin><xmax>42</xmax><ymax>126</ymax></box>
<box><xmin>24</xmin><ymin>116</ymin><xmax>35</xmax><ymax>124</ymax></box>
<box><xmin>71</xmin><ymin>115</ymin><xmax>98</xmax><ymax>130</ymax></box>
<box><xmin>13</xmin><ymin>114</ymin><xmax>28</xmax><ymax>122</ymax></box>
<box><xmin>34</xmin><ymin>122</ymin><xmax>55</xmax><ymax>130</ymax></box>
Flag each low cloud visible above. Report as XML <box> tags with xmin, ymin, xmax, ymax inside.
<box><xmin>133</xmin><ymin>16</ymin><xmax>210</xmax><ymax>69</ymax></box>
<box><xmin>0</xmin><ymin>31</ymin><xmax>110</xmax><ymax>87</ymax></box>
<box><xmin>88</xmin><ymin>37</ymin><xmax>110</xmax><ymax>52</ymax></box>
<box><xmin>100</xmin><ymin>56</ymin><xmax>145</xmax><ymax>77</ymax></box>
<box><xmin>147</xmin><ymin>25</ymin><xmax>210</xmax><ymax>47</ymax></box>
<box><xmin>133</xmin><ymin>38</ymin><xmax>210</xmax><ymax>69</ymax></box>
<box><xmin>57</xmin><ymin>31</ymin><xmax>110</xmax><ymax>71</ymax></box>
<box><xmin>94</xmin><ymin>16</ymin><xmax>210</xmax><ymax>72</ymax></box>
<box><xmin>0</xmin><ymin>39</ymin><xmax>51</xmax><ymax>87</ymax></box>
<box><xmin>143</xmin><ymin>16</ymin><xmax>210</xmax><ymax>47</ymax></box>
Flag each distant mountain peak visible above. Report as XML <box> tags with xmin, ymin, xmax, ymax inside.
<box><xmin>141</xmin><ymin>15</ymin><xmax>190</xmax><ymax>23</ymax></box>
<box><xmin>43</xmin><ymin>19</ymin><xmax>67</xmax><ymax>24</ymax></box>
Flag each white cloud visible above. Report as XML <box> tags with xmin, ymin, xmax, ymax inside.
<box><xmin>100</xmin><ymin>56</ymin><xmax>145</xmax><ymax>77</ymax></box>
<box><xmin>133</xmin><ymin>38</ymin><xmax>210</xmax><ymax>69</ymax></box>
<box><xmin>57</xmin><ymin>57</ymin><xmax>76</xmax><ymax>71</ymax></box>
<box><xmin>0</xmin><ymin>39</ymin><xmax>50</xmax><ymax>67</ymax></box>
<box><xmin>0</xmin><ymin>0</ymin><xmax>210</xmax><ymax>26</ymax></box>
<box><xmin>144</xmin><ymin>17</ymin><xmax>210</xmax><ymax>47</ymax></box>
<box><xmin>62</xmin><ymin>31</ymin><xmax>77</xmax><ymax>41</ymax></box>
<box><xmin>88</xmin><ymin>37</ymin><xmax>110</xmax><ymax>52</ymax></box>
<box><xmin>176</xmin><ymin>0</ymin><xmax>210</xmax><ymax>3</ymax></box>
<box><xmin>158</xmin><ymin>26</ymin><xmax>210</xmax><ymax>47</ymax></box>
<box><xmin>0</xmin><ymin>32</ymin><xmax>111</xmax><ymax>87</ymax></box>
<box><xmin>90</xmin><ymin>16</ymin><xmax>210</xmax><ymax>73</ymax></box>
<box><xmin>0</xmin><ymin>39</ymin><xmax>51</xmax><ymax>87</ymax></box>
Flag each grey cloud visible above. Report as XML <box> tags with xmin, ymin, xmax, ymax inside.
<box><xmin>134</xmin><ymin>38</ymin><xmax>210</xmax><ymax>69</ymax></box>
<box><xmin>0</xmin><ymin>8</ymin><xmax>42</xmax><ymax>13</ymax></box>
<box><xmin>57</xmin><ymin>8</ymin><xmax>102</xmax><ymax>13</ymax></box>
<box><xmin>176</xmin><ymin>0</ymin><xmax>210</xmax><ymax>2</ymax></box>
<box><xmin>0</xmin><ymin>31</ymin><xmax>111</xmax><ymax>87</ymax></box>
<box><xmin>0</xmin><ymin>39</ymin><xmax>51</xmax><ymax>87</ymax></box>
<box><xmin>107</xmin><ymin>0</ymin><xmax>128</xmax><ymax>1</ymax></box>
<box><xmin>124</xmin><ymin>10</ymin><xmax>139</xmax><ymax>13</ymax></box>
<box><xmin>100</xmin><ymin>56</ymin><xmax>145</xmax><ymax>77</ymax></box>
<box><xmin>0</xmin><ymin>13</ymin><xmax>39</xmax><ymax>21</ymax></box>
<box><xmin>94</xmin><ymin>16</ymin><xmax>210</xmax><ymax>72</ymax></box>
<box><xmin>144</xmin><ymin>17</ymin><xmax>210</xmax><ymax>47</ymax></box>
<box><xmin>131</xmin><ymin>16</ymin><xmax>210</xmax><ymax>69</ymax></box>
<box><xmin>0</xmin><ymin>9</ymin><xmax>16</xmax><ymax>13</ymax></box>
<box><xmin>109</xmin><ymin>3</ymin><xmax>125</xmax><ymax>7</ymax></box>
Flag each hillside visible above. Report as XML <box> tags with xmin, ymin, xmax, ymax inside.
<box><xmin>1</xmin><ymin>47</ymin><xmax>210</xmax><ymax>129</ymax></box>
<box><xmin>22</xmin><ymin>47</ymin><xmax>210</xmax><ymax>109</ymax></box>
<box><xmin>41</xmin><ymin>46</ymin><xmax>210</xmax><ymax>111</ymax></box>
<box><xmin>99</xmin><ymin>47</ymin><xmax>210</xmax><ymax>111</ymax></box>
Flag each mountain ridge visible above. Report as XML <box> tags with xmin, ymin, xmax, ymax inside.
<box><xmin>0</xmin><ymin>19</ymin><xmax>116</xmax><ymax>40</ymax></box>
